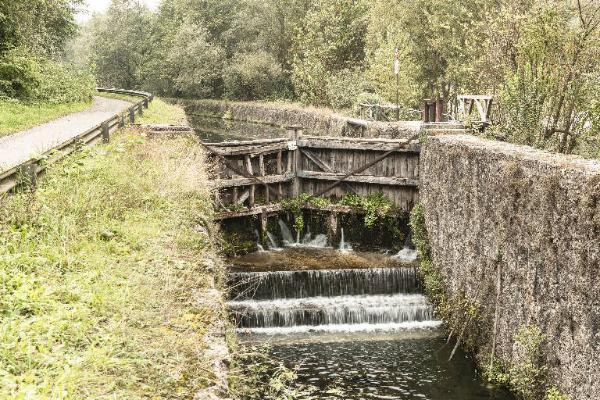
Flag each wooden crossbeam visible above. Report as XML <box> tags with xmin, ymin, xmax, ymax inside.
<box><xmin>314</xmin><ymin>135</ymin><xmax>418</xmax><ymax>197</ymax></box>
<box><xmin>299</xmin><ymin>148</ymin><xmax>357</xmax><ymax>194</ymax></box>
<box><xmin>199</xmin><ymin>141</ymin><xmax>276</xmax><ymax>200</ymax></box>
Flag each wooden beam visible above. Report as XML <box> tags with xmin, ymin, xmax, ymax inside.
<box><xmin>206</xmin><ymin>138</ymin><xmax>287</xmax><ymax>147</ymax></box>
<box><xmin>235</xmin><ymin>190</ymin><xmax>250</xmax><ymax>205</ymax></box>
<box><xmin>216</xmin><ymin>173</ymin><xmax>294</xmax><ymax>188</ymax></box>
<box><xmin>245</xmin><ymin>155</ymin><xmax>255</xmax><ymax>207</ymax></box>
<box><xmin>298</xmin><ymin>138</ymin><xmax>419</xmax><ymax>152</ymax></box>
<box><xmin>214</xmin><ymin>204</ymin><xmax>283</xmax><ymax>220</ymax></box>
<box><xmin>299</xmin><ymin>148</ymin><xmax>334</xmax><ymax>172</ymax></box>
<box><xmin>207</xmin><ymin>142</ymin><xmax>289</xmax><ymax>157</ymax></box>
<box><xmin>299</xmin><ymin>148</ymin><xmax>358</xmax><ymax>194</ymax></box>
<box><xmin>297</xmin><ymin>171</ymin><xmax>419</xmax><ymax>186</ymax></box>
<box><xmin>313</xmin><ymin>140</ymin><xmax>416</xmax><ymax>197</ymax></box>
<box><xmin>214</xmin><ymin>202</ymin><xmax>405</xmax><ymax>221</ymax></box>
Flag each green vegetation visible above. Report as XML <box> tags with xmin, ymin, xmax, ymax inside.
<box><xmin>341</xmin><ymin>193</ymin><xmax>393</xmax><ymax>228</ymax></box>
<box><xmin>69</xmin><ymin>0</ymin><xmax>599</xmax><ymax>157</ymax></box>
<box><xmin>409</xmin><ymin>203</ymin><xmax>446</xmax><ymax>306</ymax></box>
<box><xmin>228</xmin><ymin>343</ymin><xmax>320</xmax><ymax>399</ymax></box>
<box><xmin>0</xmin><ymin>100</ymin><xmax>91</xmax><ymax>137</ymax></box>
<box><xmin>137</xmin><ymin>98</ymin><xmax>188</xmax><ymax>125</ymax></box>
<box><xmin>0</xmin><ymin>1</ymin><xmax>95</xmax><ymax>130</ymax></box>
<box><xmin>0</xmin><ymin>122</ymin><xmax>226</xmax><ymax>398</ymax></box>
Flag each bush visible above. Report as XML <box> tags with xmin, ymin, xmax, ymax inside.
<box><xmin>0</xmin><ymin>47</ymin><xmax>95</xmax><ymax>103</ymax></box>
<box><xmin>325</xmin><ymin>68</ymin><xmax>366</xmax><ymax>110</ymax></box>
<box><xmin>224</xmin><ymin>51</ymin><xmax>287</xmax><ymax>100</ymax></box>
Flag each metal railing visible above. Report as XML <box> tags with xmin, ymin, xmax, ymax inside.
<box><xmin>0</xmin><ymin>88</ymin><xmax>153</xmax><ymax>195</ymax></box>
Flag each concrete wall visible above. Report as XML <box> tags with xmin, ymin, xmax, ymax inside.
<box><xmin>177</xmin><ymin>98</ymin><xmax>421</xmax><ymax>139</ymax></box>
<box><xmin>420</xmin><ymin>134</ymin><xmax>600</xmax><ymax>400</ymax></box>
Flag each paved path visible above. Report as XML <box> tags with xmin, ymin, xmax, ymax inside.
<box><xmin>0</xmin><ymin>96</ymin><xmax>132</xmax><ymax>172</ymax></box>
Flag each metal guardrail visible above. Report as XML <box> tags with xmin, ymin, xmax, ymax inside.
<box><xmin>0</xmin><ymin>88</ymin><xmax>153</xmax><ymax>195</ymax></box>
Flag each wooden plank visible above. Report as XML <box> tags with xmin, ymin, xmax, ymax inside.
<box><xmin>236</xmin><ymin>190</ymin><xmax>250</xmax><ymax>205</ymax></box>
<box><xmin>216</xmin><ymin>173</ymin><xmax>295</xmax><ymax>188</ymax></box>
<box><xmin>297</xmin><ymin>171</ymin><xmax>419</xmax><ymax>186</ymax></box>
<box><xmin>208</xmin><ymin>142</ymin><xmax>288</xmax><ymax>156</ymax></box>
<box><xmin>276</xmin><ymin>151</ymin><xmax>283</xmax><ymax>174</ymax></box>
<box><xmin>205</xmin><ymin>138</ymin><xmax>287</xmax><ymax>147</ymax></box>
<box><xmin>215</xmin><ymin>203</ymin><xmax>283</xmax><ymax>220</ymax></box>
<box><xmin>300</xmin><ymin>149</ymin><xmax>334</xmax><ymax>172</ymax></box>
<box><xmin>245</xmin><ymin>155</ymin><xmax>255</xmax><ymax>207</ymax></box>
<box><xmin>214</xmin><ymin>201</ymin><xmax>405</xmax><ymax>221</ymax></box>
<box><xmin>298</xmin><ymin>138</ymin><xmax>419</xmax><ymax>152</ymax></box>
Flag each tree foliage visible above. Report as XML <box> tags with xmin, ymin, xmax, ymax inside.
<box><xmin>0</xmin><ymin>0</ymin><xmax>94</xmax><ymax>103</ymax></box>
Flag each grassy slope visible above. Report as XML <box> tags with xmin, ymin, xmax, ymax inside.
<box><xmin>0</xmin><ymin>100</ymin><xmax>226</xmax><ymax>399</ymax></box>
<box><xmin>0</xmin><ymin>101</ymin><xmax>92</xmax><ymax>137</ymax></box>
<box><xmin>137</xmin><ymin>98</ymin><xmax>188</xmax><ymax>126</ymax></box>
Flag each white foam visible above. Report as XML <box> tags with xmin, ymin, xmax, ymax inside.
<box><xmin>238</xmin><ymin>320</ymin><xmax>443</xmax><ymax>335</ymax></box>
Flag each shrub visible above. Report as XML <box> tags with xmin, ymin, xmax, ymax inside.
<box><xmin>0</xmin><ymin>47</ymin><xmax>95</xmax><ymax>103</ymax></box>
<box><xmin>325</xmin><ymin>68</ymin><xmax>366</xmax><ymax>110</ymax></box>
<box><xmin>224</xmin><ymin>51</ymin><xmax>287</xmax><ymax>100</ymax></box>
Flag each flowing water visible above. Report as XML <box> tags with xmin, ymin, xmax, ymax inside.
<box><xmin>228</xmin><ymin>266</ymin><xmax>514</xmax><ymax>399</ymax></box>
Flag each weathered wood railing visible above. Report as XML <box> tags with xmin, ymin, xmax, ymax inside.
<box><xmin>0</xmin><ymin>88</ymin><xmax>153</xmax><ymax>195</ymax></box>
<box><xmin>209</xmin><ymin>127</ymin><xmax>420</xmax><ymax>220</ymax></box>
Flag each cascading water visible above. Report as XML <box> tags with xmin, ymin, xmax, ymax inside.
<box><xmin>338</xmin><ymin>227</ymin><xmax>352</xmax><ymax>252</ymax></box>
<box><xmin>271</xmin><ymin>219</ymin><xmax>330</xmax><ymax>249</ymax></box>
<box><xmin>229</xmin><ymin>267</ymin><xmax>438</xmax><ymax>334</ymax></box>
<box><xmin>228</xmin><ymin>265</ymin><xmax>514</xmax><ymax>399</ymax></box>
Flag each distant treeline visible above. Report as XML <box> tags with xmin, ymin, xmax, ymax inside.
<box><xmin>0</xmin><ymin>0</ymin><xmax>598</xmax><ymax>157</ymax></box>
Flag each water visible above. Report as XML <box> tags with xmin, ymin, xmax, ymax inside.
<box><xmin>267</xmin><ymin>334</ymin><xmax>514</xmax><ymax>400</ymax></box>
<box><xmin>188</xmin><ymin>114</ymin><xmax>285</xmax><ymax>142</ymax></box>
<box><xmin>339</xmin><ymin>227</ymin><xmax>353</xmax><ymax>252</ymax></box>
<box><xmin>274</xmin><ymin>219</ymin><xmax>331</xmax><ymax>249</ymax></box>
<box><xmin>392</xmin><ymin>246</ymin><xmax>418</xmax><ymax>262</ymax></box>
<box><xmin>228</xmin><ymin>267</ymin><xmax>423</xmax><ymax>300</ymax></box>
<box><xmin>228</xmin><ymin>265</ymin><xmax>514</xmax><ymax>400</ymax></box>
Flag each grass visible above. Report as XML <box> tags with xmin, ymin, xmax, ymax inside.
<box><xmin>137</xmin><ymin>98</ymin><xmax>188</xmax><ymax>126</ymax></box>
<box><xmin>0</xmin><ymin>103</ymin><xmax>226</xmax><ymax>398</ymax></box>
<box><xmin>0</xmin><ymin>100</ymin><xmax>91</xmax><ymax>137</ymax></box>
<box><xmin>97</xmin><ymin>92</ymin><xmax>140</xmax><ymax>103</ymax></box>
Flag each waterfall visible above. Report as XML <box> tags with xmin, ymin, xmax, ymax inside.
<box><xmin>392</xmin><ymin>231</ymin><xmax>418</xmax><ymax>262</ymax></box>
<box><xmin>228</xmin><ymin>267</ymin><xmax>423</xmax><ymax>300</ymax></box>
<box><xmin>266</xmin><ymin>232</ymin><xmax>282</xmax><ymax>251</ymax></box>
<box><xmin>278</xmin><ymin>219</ymin><xmax>296</xmax><ymax>246</ymax></box>
<box><xmin>274</xmin><ymin>219</ymin><xmax>329</xmax><ymax>249</ymax></box>
<box><xmin>227</xmin><ymin>267</ymin><xmax>440</xmax><ymax>334</ymax></box>
<box><xmin>254</xmin><ymin>229</ymin><xmax>266</xmax><ymax>252</ymax></box>
<box><xmin>339</xmin><ymin>228</ymin><xmax>352</xmax><ymax>252</ymax></box>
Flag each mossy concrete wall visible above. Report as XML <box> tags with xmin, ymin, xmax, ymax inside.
<box><xmin>178</xmin><ymin>99</ymin><xmax>420</xmax><ymax>138</ymax></box>
<box><xmin>420</xmin><ymin>134</ymin><xmax>600</xmax><ymax>400</ymax></box>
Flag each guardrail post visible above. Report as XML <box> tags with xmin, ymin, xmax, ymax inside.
<box><xmin>129</xmin><ymin>107</ymin><xmax>135</xmax><ymax>124</ymax></box>
<box><xmin>101</xmin><ymin>121</ymin><xmax>110</xmax><ymax>143</ymax></box>
<box><xmin>19</xmin><ymin>163</ymin><xmax>37</xmax><ymax>190</ymax></box>
<box><xmin>143</xmin><ymin>98</ymin><xmax>149</xmax><ymax>109</ymax></box>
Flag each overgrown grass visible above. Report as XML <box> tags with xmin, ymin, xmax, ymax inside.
<box><xmin>0</xmin><ymin>100</ymin><xmax>91</xmax><ymax>137</ymax></box>
<box><xmin>0</xmin><ymin>127</ymin><xmax>225</xmax><ymax>398</ymax></box>
<box><xmin>97</xmin><ymin>92</ymin><xmax>140</xmax><ymax>103</ymax></box>
<box><xmin>137</xmin><ymin>98</ymin><xmax>188</xmax><ymax>125</ymax></box>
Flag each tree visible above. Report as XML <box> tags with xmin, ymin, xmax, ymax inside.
<box><xmin>86</xmin><ymin>0</ymin><xmax>154</xmax><ymax>89</ymax></box>
<box><xmin>0</xmin><ymin>0</ymin><xmax>84</xmax><ymax>56</ymax></box>
<box><xmin>165</xmin><ymin>22</ymin><xmax>226</xmax><ymax>98</ymax></box>
<box><xmin>291</xmin><ymin>0</ymin><xmax>369</xmax><ymax>106</ymax></box>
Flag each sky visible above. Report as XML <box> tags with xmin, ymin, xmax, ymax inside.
<box><xmin>77</xmin><ymin>0</ymin><xmax>161</xmax><ymax>22</ymax></box>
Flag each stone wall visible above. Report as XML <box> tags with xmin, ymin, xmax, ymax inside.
<box><xmin>177</xmin><ymin>98</ymin><xmax>421</xmax><ymax>138</ymax></box>
<box><xmin>420</xmin><ymin>134</ymin><xmax>600</xmax><ymax>400</ymax></box>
